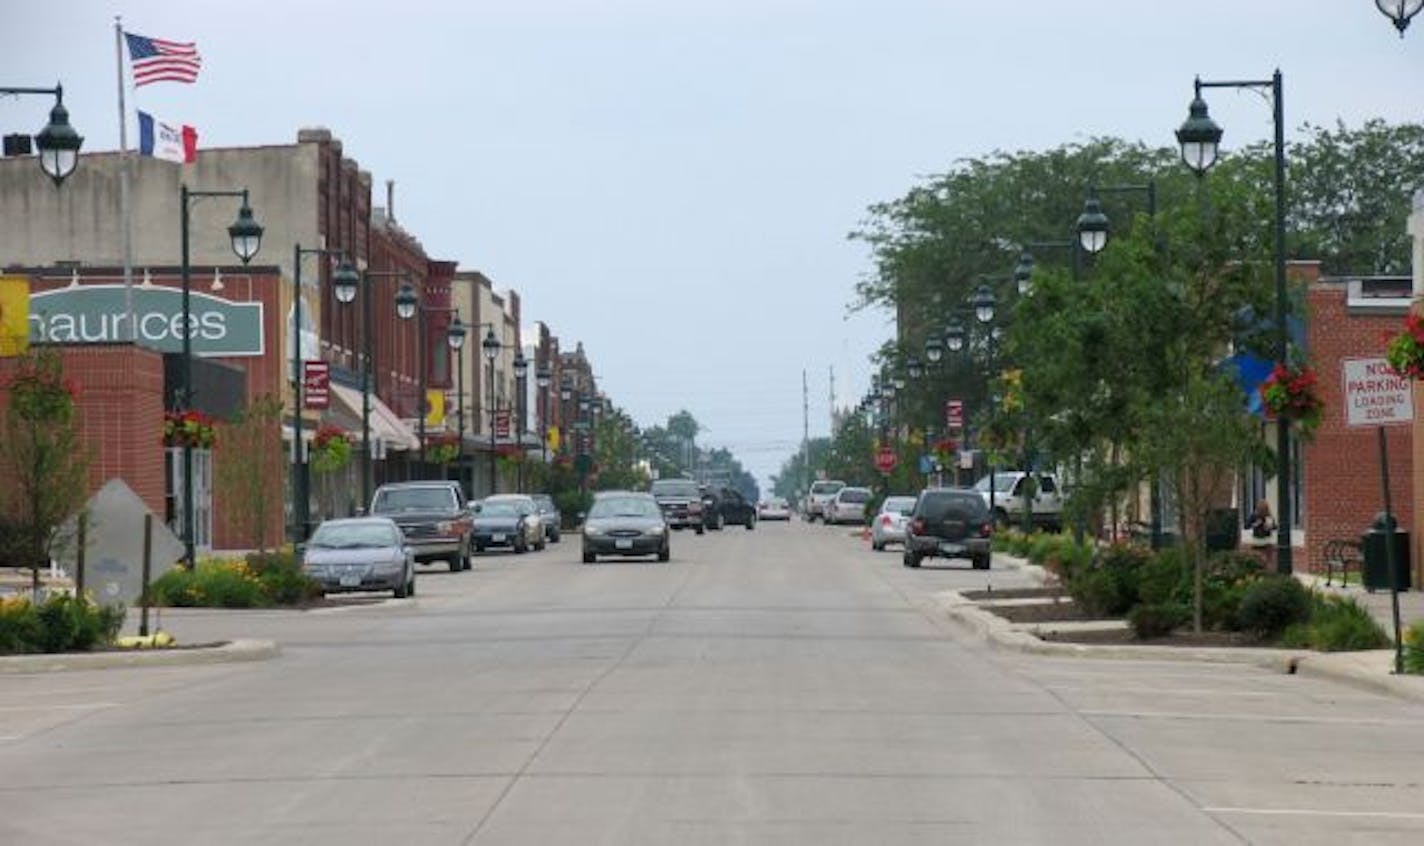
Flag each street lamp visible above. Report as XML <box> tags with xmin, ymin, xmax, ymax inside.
<box><xmin>1</xmin><ymin>84</ymin><xmax>83</xmax><ymax>185</ymax></box>
<box><xmin>1012</xmin><ymin>252</ymin><xmax>1034</xmax><ymax>297</ymax></box>
<box><xmin>1176</xmin><ymin>70</ymin><xmax>1293</xmax><ymax>575</ymax></box>
<box><xmin>287</xmin><ymin>246</ymin><xmax>357</xmax><ymax>544</ymax></box>
<box><xmin>395</xmin><ymin>282</ymin><xmax>465</xmax><ymax>474</ymax></box>
<box><xmin>1376</xmin><ymin>0</ymin><xmax>1423</xmax><ymax>35</ymax></box>
<box><xmin>335</xmin><ymin>268</ymin><xmax>407</xmax><ymax>504</ymax></box>
<box><xmin>513</xmin><ymin>350</ymin><xmax>528</xmax><ymax>491</ymax></box>
<box><xmin>535</xmin><ymin>360</ymin><xmax>551</xmax><ymax>469</ymax></box>
<box><xmin>177</xmin><ymin>186</ymin><xmax>263</xmax><ymax>567</ymax></box>
<box><xmin>482</xmin><ymin>326</ymin><xmax>502</xmax><ymax>495</ymax></box>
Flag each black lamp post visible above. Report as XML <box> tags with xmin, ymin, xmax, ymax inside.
<box><xmin>1</xmin><ymin>84</ymin><xmax>83</xmax><ymax>185</ymax></box>
<box><xmin>289</xmin><ymin>246</ymin><xmax>357</xmax><ymax>544</ymax></box>
<box><xmin>969</xmin><ymin>284</ymin><xmax>999</xmax><ymax>525</ymax></box>
<box><xmin>395</xmin><ymin>283</ymin><xmax>465</xmax><ymax>477</ymax></box>
<box><xmin>1177</xmin><ymin>70</ymin><xmax>1293</xmax><ymax>575</ymax></box>
<box><xmin>513</xmin><ymin>350</ymin><xmax>528</xmax><ymax>491</ymax></box>
<box><xmin>1377</xmin><ymin>0</ymin><xmax>1423</xmax><ymax>35</ymax></box>
<box><xmin>177</xmin><ymin>187</ymin><xmax>263</xmax><ymax>567</ymax></box>
<box><xmin>482</xmin><ymin>326</ymin><xmax>502</xmax><ymax>495</ymax></box>
<box><xmin>536</xmin><ymin>360</ymin><xmax>551</xmax><ymax>470</ymax></box>
<box><xmin>448</xmin><ymin>314</ymin><xmax>468</xmax><ymax>493</ymax></box>
<box><xmin>335</xmin><ymin>268</ymin><xmax>408</xmax><ymax>505</ymax></box>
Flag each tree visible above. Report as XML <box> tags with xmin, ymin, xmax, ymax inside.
<box><xmin>216</xmin><ymin>394</ymin><xmax>286</xmax><ymax>555</ymax></box>
<box><xmin>0</xmin><ymin>349</ymin><xmax>91</xmax><ymax>596</ymax></box>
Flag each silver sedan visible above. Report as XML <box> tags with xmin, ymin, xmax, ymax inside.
<box><xmin>302</xmin><ymin>517</ymin><xmax>415</xmax><ymax>598</ymax></box>
<box><xmin>871</xmin><ymin>495</ymin><xmax>918</xmax><ymax>551</ymax></box>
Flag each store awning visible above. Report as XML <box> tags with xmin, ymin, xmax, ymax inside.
<box><xmin>329</xmin><ymin>383</ymin><xmax>421</xmax><ymax>451</ymax></box>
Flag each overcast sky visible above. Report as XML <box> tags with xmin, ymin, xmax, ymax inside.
<box><xmin>6</xmin><ymin>1</ymin><xmax>1421</xmax><ymax>489</ymax></box>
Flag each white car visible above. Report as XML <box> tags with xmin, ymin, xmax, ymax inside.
<box><xmin>757</xmin><ymin>497</ymin><xmax>791</xmax><ymax>520</ymax></box>
<box><xmin>870</xmin><ymin>495</ymin><xmax>918</xmax><ymax>551</ymax></box>
<box><xmin>803</xmin><ymin>479</ymin><xmax>845</xmax><ymax>522</ymax></box>
<box><xmin>974</xmin><ymin>471</ymin><xmax>1064</xmax><ymax>530</ymax></box>
<box><xmin>824</xmin><ymin>486</ymin><xmax>872</xmax><ymax>525</ymax></box>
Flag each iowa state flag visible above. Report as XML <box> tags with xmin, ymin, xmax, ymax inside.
<box><xmin>137</xmin><ymin>111</ymin><xmax>197</xmax><ymax>163</ymax></box>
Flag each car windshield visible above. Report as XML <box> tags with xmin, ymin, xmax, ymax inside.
<box><xmin>476</xmin><ymin>502</ymin><xmax>520</xmax><ymax>517</ymax></box>
<box><xmin>590</xmin><ymin>497</ymin><xmax>660</xmax><ymax>519</ymax></box>
<box><xmin>973</xmin><ymin>474</ymin><xmax>1022</xmax><ymax>493</ymax></box>
<box><xmin>810</xmin><ymin>481</ymin><xmax>844</xmax><ymax>495</ymax></box>
<box><xmin>309</xmin><ymin>522</ymin><xmax>398</xmax><ymax>549</ymax></box>
<box><xmin>650</xmin><ymin>481</ymin><xmax>699</xmax><ymax>498</ymax></box>
<box><xmin>839</xmin><ymin>489</ymin><xmax>870</xmax><ymax>503</ymax></box>
<box><xmin>882</xmin><ymin>496</ymin><xmax>917</xmax><ymax>514</ymax></box>
<box><xmin>372</xmin><ymin>487</ymin><xmax>456</xmax><ymax>512</ymax></box>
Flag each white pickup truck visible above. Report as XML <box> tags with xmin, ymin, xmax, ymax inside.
<box><xmin>973</xmin><ymin>471</ymin><xmax>1063</xmax><ymax>530</ymax></box>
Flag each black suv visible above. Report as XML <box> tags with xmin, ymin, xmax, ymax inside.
<box><xmin>704</xmin><ymin>486</ymin><xmax>757</xmax><ymax>531</ymax></box>
<box><xmin>903</xmin><ymin>487</ymin><xmax>992</xmax><ymax>570</ymax></box>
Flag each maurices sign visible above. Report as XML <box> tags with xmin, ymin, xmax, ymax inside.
<box><xmin>28</xmin><ymin>284</ymin><xmax>264</xmax><ymax>356</ymax></box>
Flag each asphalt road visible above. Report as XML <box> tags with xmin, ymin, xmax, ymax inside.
<box><xmin>2</xmin><ymin>520</ymin><xmax>1422</xmax><ymax>845</ymax></box>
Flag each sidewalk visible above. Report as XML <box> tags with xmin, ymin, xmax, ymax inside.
<box><xmin>1296</xmin><ymin>572</ymin><xmax>1424</xmax><ymax>638</ymax></box>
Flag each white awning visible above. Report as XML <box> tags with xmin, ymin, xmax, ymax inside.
<box><xmin>329</xmin><ymin>383</ymin><xmax>421</xmax><ymax>452</ymax></box>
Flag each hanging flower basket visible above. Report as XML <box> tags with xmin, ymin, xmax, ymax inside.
<box><xmin>426</xmin><ymin>434</ymin><xmax>460</xmax><ymax>465</ymax></box>
<box><xmin>1259</xmin><ymin>362</ymin><xmax>1324</xmax><ymax>434</ymax></box>
<box><xmin>310</xmin><ymin>424</ymin><xmax>353</xmax><ymax>473</ymax></box>
<box><xmin>1384</xmin><ymin>313</ymin><xmax>1424</xmax><ymax>380</ymax></box>
<box><xmin>164</xmin><ymin>410</ymin><xmax>217</xmax><ymax>449</ymax></box>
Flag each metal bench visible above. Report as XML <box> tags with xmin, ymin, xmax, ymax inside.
<box><xmin>1322</xmin><ymin>538</ymin><xmax>1363</xmax><ymax>587</ymax></box>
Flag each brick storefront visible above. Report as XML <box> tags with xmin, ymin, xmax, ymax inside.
<box><xmin>1303</xmin><ymin>275</ymin><xmax>1417</xmax><ymax>584</ymax></box>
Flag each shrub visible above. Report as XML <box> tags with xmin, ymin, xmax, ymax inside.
<box><xmin>1128</xmin><ymin>603</ymin><xmax>1190</xmax><ymax>639</ymax></box>
<box><xmin>0</xmin><ymin>594</ymin><xmax>124</xmax><ymax>654</ymax></box>
<box><xmin>246</xmin><ymin>550</ymin><xmax>322</xmax><ymax>605</ymax></box>
<box><xmin>1404</xmin><ymin>622</ymin><xmax>1424</xmax><ymax>674</ymax></box>
<box><xmin>1137</xmin><ymin>548</ymin><xmax>1189</xmax><ymax>606</ymax></box>
<box><xmin>150</xmin><ymin>559</ymin><xmax>268</xmax><ymax>608</ymax></box>
<box><xmin>1278</xmin><ymin>594</ymin><xmax>1390</xmax><ymax>651</ymax></box>
<box><xmin>1235</xmin><ymin>576</ymin><xmax>1312</xmax><ymax>639</ymax></box>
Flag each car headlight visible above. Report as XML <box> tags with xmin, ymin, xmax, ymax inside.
<box><xmin>584</xmin><ymin>525</ymin><xmax>604</xmax><ymax>537</ymax></box>
<box><xmin>373</xmin><ymin>558</ymin><xmax>403</xmax><ymax>572</ymax></box>
<box><xmin>648</xmin><ymin>525</ymin><xmax>666</xmax><ymax>536</ymax></box>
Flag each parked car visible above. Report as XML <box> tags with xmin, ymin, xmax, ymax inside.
<box><xmin>531</xmin><ymin>493</ymin><xmax>562</xmax><ymax>543</ymax></box>
<box><xmin>368</xmin><ymin>481</ymin><xmax>472</xmax><ymax>572</ymax></box>
<box><xmin>904</xmin><ymin>487</ymin><xmax>993</xmax><ymax>569</ymax></box>
<box><xmin>870</xmin><ymin>495</ymin><xmax>918</xmax><ymax>551</ymax></box>
<box><xmin>824</xmin><ymin>486</ymin><xmax>872</xmax><ymax>525</ymax></box>
<box><xmin>471</xmin><ymin>494</ymin><xmax>545</xmax><ymax>554</ymax></box>
<box><xmin>708</xmin><ymin>486</ymin><xmax>757</xmax><ymax>530</ymax></box>
<box><xmin>757</xmin><ymin>496</ymin><xmax>791</xmax><ymax>521</ymax></box>
<box><xmin>974</xmin><ymin>471</ymin><xmax>1063</xmax><ymax>530</ymax></box>
<box><xmin>302</xmin><ymin>516</ymin><xmax>415</xmax><ymax>598</ymax></box>
<box><xmin>803</xmin><ymin>479</ymin><xmax>846</xmax><ymax>522</ymax></box>
<box><xmin>650</xmin><ymin>478</ymin><xmax>706</xmax><ymax>534</ymax></box>
<box><xmin>582</xmin><ymin>491</ymin><xmax>670</xmax><ymax>563</ymax></box>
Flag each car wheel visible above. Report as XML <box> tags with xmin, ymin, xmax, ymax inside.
<box><xmin>658</xmin><ymin>543</ymin><xmax>670</xmax><ymax>562</ymax></box>
<box><xmin>902</xmin><ymin>551</ymin><xmax>922</xmax><ymax>568</ymax></box>
<box><xmin>461</xmin><ymin>546</ymin><xmax>473</xmax><ymax>570</ymax></box>
<box><xmin>408</xmin><ymin>570</ymin><xmax>416</xmax><ymax>596</ymax></box>
<box><xmin>582</xmin><ymin>550</ymin><xmax>596</xmax><ymax>564</ymax></box>
<box><xmin>447</xmin><ymin>558</ymin><xmax>462</xmax><ymax>572</ymax></box>
<box><xmin>745</xmin><ymin>516</ymin><xmax>755</xmax><ymax>530</ymax></box>
<box><xmin>872</xmin><ymin>540</ymin><xmax>884</xmax><ymax>551</ymax></box>
<box><xmin>973</xmin><ymin>555</ymin><xmax>991</xmax><ymax>570</ymax></box>
<box><xmin>394</xmin><ymin>568</ymin><xmax>409</xmax><ymax>599</ymax></box>
<box><xmin>993</xmin><ymin>508</ymin><xmax>1010</xmax><ymax>529</ymax></box>
<box><xmin>551</xmin><ymin>529</ymin><xmax>561</xmax><ymax>543</ymax></box>
<box><xmin>515</xmin><ymin>537</ymin><xmax>527</xmax><ymax>554</ymax></box>
<box><xmin>695</xmin><ymin>524</ymin><xmax>705</xmax><ymax>536</ymax></box>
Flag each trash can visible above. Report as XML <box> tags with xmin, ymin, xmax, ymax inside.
<box><xmin>1360</xmin><ymin>512</ymin><xmax>1412</xmax><ymax>592</ymax></box>
<box><xmin>1205</xmin><ymin>507</ymin><xmax>1239</xmax><ymax>553</ymax></box>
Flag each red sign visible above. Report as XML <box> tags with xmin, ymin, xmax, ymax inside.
<box><xmin>875</xmin><ymin>448</ymin><xmax>898</xmax><ymax>473</ymax></box>
<box><xmin>945</xmin><ymin>398</ymin><xmax>964</xmax><ymax>430</ymax></box>
<box><xmin>494</xmin><ymin>409</ymin><xmax>512</xmax><ymax>439</ymax></box>
<box><xmin>303</xmin><ymin>360</ymin><xmax>330</xmax><ymax>409</ymax></box>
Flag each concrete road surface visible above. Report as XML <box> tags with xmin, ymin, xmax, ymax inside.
<box><xmin>2</xmin><ymin>521</ymin><xmax>1421</xmax><ymax>845</ymax></box>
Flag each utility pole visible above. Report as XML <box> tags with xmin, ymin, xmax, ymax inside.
<box><xmin>802</xmin><ymin>369</ymin><xmax>810</xmax><ymax>501</ymax></box>
<box><xmin>828</xmin><ymin>366</ymin><xmax>835</xmax><ymax>433</ymax></box>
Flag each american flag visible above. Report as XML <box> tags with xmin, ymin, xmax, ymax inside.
<box><xmin>124</xmin><ymin>31</ymin><xmax>201</xmax><ymax>86</ymax></box>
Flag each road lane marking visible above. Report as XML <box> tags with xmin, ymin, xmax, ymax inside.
<box><xmin>1206</xmin><ymin>807</ymin><xmax>1424</xmax><ymax>820</ymax></box>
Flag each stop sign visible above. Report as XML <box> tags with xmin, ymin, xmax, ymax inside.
<box><xmin>875</xmin><ymin>448</ymin><xmax>897</xmax><ymax>473</ymax></box>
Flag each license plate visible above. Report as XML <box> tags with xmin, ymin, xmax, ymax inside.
<box><xmin>492</xmin><ymin>533</ymin><xmax>505</xmax><ymax>543</ymax></box>
<box><xmin>339</xmin><ymin>574</ymin><xmax>361</xmax><ymax>587</ymax></box>
<box><xmin>615</xmin><ymin>539</ymin><xmax>633</xmax><ymax>550</ymax></box>
<box><xmin>940</xmin><ymin>543</ymin><xmax>966</xmax><ymax>556</ymax></box>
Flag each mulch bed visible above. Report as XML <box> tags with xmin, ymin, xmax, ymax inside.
<box><xmin>962</xmin><ymin>587</ymin><xmax>1064</xmax><ymax>601</ymax></box>
<box><xmin>982</xmin><ymin>599</ymin><xmax>1100</xmax><ymax>624</ymax></box>
<box><xmin>1035</xmin><ymin>628</ymin><xmax>1286</xmax><ymax>649</ymax></box>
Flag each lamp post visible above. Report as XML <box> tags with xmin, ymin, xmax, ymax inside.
<box><xmin>1</xmin><ymin>84</ymin><xmax>83</xmax><ymax>185</ymax></box>
<box><xmin>289</xmin><ymin>245</ymin><xmax>358</xmax><ymax>544</ymax></box>
<box><xmin>177</xmin><ymin>186</ymin><xmax>263</xmax><ymax>567</ymax></box>
<box><xmin>482</xmin><ymin>326</ymin><xmax>502</xmax><ymax>495</ymax></box>
<box><xmin>395</xmin><ymin>283</ymin><xmax>465</xmax><ymax>477</ymax></box>
<box><xmin>1377</xmin><ymin>0</ymin><xmax>1423</xmax><ymax>35</ymax></box>
<box><xmin>1176</xmin><ymin>70</ymin><xmax>1293</xmax><ymax>575</ymax></box>
<box><xmin>334</xmin><ymin>268</ymin><xmax>409</xmax><ymax>505</ymax></box>
<box><xmin>536</xmin><ymin>360</ymin><xmax>551</xmax><ymax>471</ymax></box>
<box><xmin>513</xmin><ymin>351</ymin><xmax>528</xmax><ymax>491</ymax></box>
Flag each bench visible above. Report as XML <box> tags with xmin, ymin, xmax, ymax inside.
<box><xmin>1322</xmin><ymin>538</ymin><xmax>1362</xmax><ymax>587</ymax></box>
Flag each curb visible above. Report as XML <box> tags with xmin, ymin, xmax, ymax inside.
<box><xmin>937</xmin><ymin>590</ymin><xmax>1424</xmax><ymax>702</ymax></box>
<box><xmin>0</xmin><ymin>638</ymin><xmax>280</xmax><ymax>674</ymax></box>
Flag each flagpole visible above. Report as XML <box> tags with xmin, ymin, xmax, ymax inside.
<box><xmin>116</xmin><ymin>16</ymin><xmax>135</xmax><ymax>342</ymax></box>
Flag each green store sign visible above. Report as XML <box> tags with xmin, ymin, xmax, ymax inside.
<box><xmin>28</xmin><ymin>285</ymin><xmax>264</xmax><ymax>357</ymax></box>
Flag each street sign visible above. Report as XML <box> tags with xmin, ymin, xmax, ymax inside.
<box><xmin>494</xmin><ymin>409</ymin><xmax>512</xmax><ymax>439</ymax></box>
<box><xmin>303</xmin><ymin>360</ymin><xmax>330</xmax><ymax>409</ymax></box>
<box><xmin>1343</xmin><ymin>357</ymin><xmax>1413</xmax><ymax>428</ymax></box>
<box><xmin>875</xmin><ymin>448</ymin><xmax>897</xmax><ymax>473</ymax></box>
<box><xmin>945</xmin><ymin>398</ymin><xmax>964</xmax><ymax>430</ymax></box>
